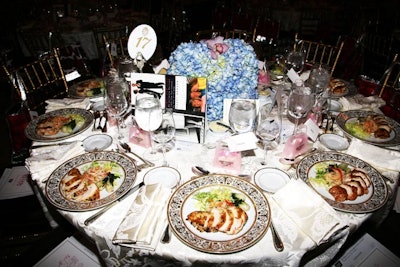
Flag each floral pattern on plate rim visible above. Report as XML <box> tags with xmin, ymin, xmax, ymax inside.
<box><xmin>297</xmin><ymin>151</ymin><xmax>388</xmax><ymax>213</ymax></box>
<box><xmin>335</xmin><ymin>110</ymin><xmax>400</xmax><ymax>147</ymax></box>
<box><xmin>167</xmin><ymin>174</ymin><xmax>270</xmax><ymax>254</ymax></box>
<box><xmin>25</xmin><ymin>108</ymin><xmax>94</xmax><ymax>142</ymax></box>
<box><xmin>45</xmin><ymin>151</ymin><xmax>137</xmax><ymax>211</ymax></box>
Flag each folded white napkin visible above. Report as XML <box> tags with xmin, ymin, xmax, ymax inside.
<box><xmin>272</xmin><ymin>179</ymin><xmax>342</xmax><ymax>245</ymax></box>
<box><xmin>25</xmin><ymin>141</ymin><xmax>85</xmax><ymax>182</ymax></box>
<box><xmin>113</xmin><ymin>184</ymin><xmax>171</xmax><ymax>251</ymax></box>
<box><xmin>339</xmin><ymin>95</ymin><xmax>385</xmax><ymax>111</ymax></box>
<box><xmin>346</xmin><ymin>139</ymin><xmax>400</xmax><ymax>173</ymax></box>
<box><xmin>45</xmin><ymin>98</ymin><xmax>91</xmax><ymax>112</ymax></box>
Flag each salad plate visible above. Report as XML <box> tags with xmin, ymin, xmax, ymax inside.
<box><xmin>143</xmin><ymin>166</ymin><xmax>180</xmax><ymax>189</ymax></box>
<box><xmin>297</xmin><ymin>151</ymin><xmax>388</xmax><ymax>213</ymax></box>
<box><xmin>336</xmin><ymin>110</ymin><xmax>400</xmax><ymax>147</ymax></box>
<box><xmin>167</xmin><ymin>174</ymin><xmax>270</xmax><ymax>254</ymax></box>
<box><xmin>25</xmin><ymin>108</ymin><xmax>93</xmax><ymax>142</ymax></box>
<box><xmin>45</xmin><ymin>151</ymin><xmax>137</xmax><ymax>211</ymax></box>
<box><xmin>254</xmin><ymin>167</ymin><xmax>291</xmax><ymax>193</ymax></box>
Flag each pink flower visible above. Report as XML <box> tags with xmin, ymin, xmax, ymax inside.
<box><xmin>206</xmin><ymin>36</ymin><xmax>229</xmax><ymax>59</ymax></box>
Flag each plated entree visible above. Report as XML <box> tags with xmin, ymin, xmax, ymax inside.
<box><xmin>60</xmin><ymin>161</ymin><xmax>123</xmax><ymax>202</ymax></box>
<box><xmin>74</xmin><ymin>79</ymin><xmax>105</xmax><ymax>97</ymax></box>
<box><xmin>309</xmin><ymin>162</ymin><xmax>371</xmax><ymax>202</ymax></box>
<box><xmin>187</xmin><ymin>187</ymin><xmax>250</xmax><ymax>235</ymax></box>
<box><xmin>36</xmin><ymin>113</ymin><xmax>85</xmax><ymax>136</ymax></box>
<box><xmin>345</xmin><ymin>114</ymin><xmax>392</xmax><ymax>140</ymax></box>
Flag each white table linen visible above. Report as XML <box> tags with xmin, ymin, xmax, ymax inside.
<box><xmin>25</xmin><ymin>93</ymin><xmax>400</xmax><ymax>267</ymax></box>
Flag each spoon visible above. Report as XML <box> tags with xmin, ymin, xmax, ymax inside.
<box><xmin>270</xmin><ymin>219</ymin><xmax>284</xmax><ymax>252</ymax></box>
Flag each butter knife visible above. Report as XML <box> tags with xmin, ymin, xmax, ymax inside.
<box><xmin>84</xmin><ymin>181</ymin><xmax>145</xmax><ymax>226</ymax></box>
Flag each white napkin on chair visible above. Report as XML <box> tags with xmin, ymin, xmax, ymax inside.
<box><xmin>113</xmin><ymin>184</ymin><xmax>171</xmax><ymax>251</ymax></box>
<box><xmin>272</xmin><ymin>179</ymin><xmax>342</xmax><ymax>245</ymax></box>
<box><xmin>45</xmin><ymin>98</ymin><xmax>91</xmax><ymax>112</ymax></box>
<box><xmin>25</xmin><ymin>141</ymin><xmax>85</xmax><ymax>183</ymax></box>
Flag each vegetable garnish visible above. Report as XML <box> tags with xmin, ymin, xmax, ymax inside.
<box><xmin>193</xmin><ymin>187</ymin><xmax>250</xmax><ymax>212</ymax></box>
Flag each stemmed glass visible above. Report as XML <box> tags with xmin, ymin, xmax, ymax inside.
<box><xmin>134</xmin><ymin>96</ymin><xmax>163</xmax><ymax>161</ymax></box>
<box><xmin>105</xmin><ymin>77</ymin><xmax>129</xmax><ymax>140</ymax></box>
<box><xmin>151</xmin><ymin>109</ymin><xmax>176</xmax><ymax>166</ymax></box>
<box><xmin>286</xmin><ymin>50</ymin><xmax>305</xmax><ymax>74</ymax></box>
<box><xmin>228</xmin><ymin>99</ymin><xmax>257</xmax><ymax>134</ymax></box>
<box><xmin>255</xmin><ymin>102</ymin><xmax>282</xmax><ymax>165</ymax></box>
<box><xmin>287</xmin><ymin>84</ymin><xmax>315</xmax><ymax>134</ymax></box>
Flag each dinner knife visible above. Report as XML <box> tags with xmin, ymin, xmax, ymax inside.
<box><xmin>84</xmin><ymin>181</ymin><xmax>145</xmax><ymax>226</ymax></box>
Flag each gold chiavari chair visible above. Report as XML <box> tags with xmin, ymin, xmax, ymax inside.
<box><xmin>93</xmin><ymin>25</ymin><xmax>128</xmax><ymax>60</ymax></box>
<box><xmin>294</xmin><ymin>33</ymin><xmax>344</xmax><ymax>76</ymax></box>
<box><xmin>103</xmin><ymin>34</ymin><xmax>129</xmax><ymax>68</ymax></box>
<box><xmin>224</xmin><ymin>29</ymin><xmax>252</xmax><ymax>42</ymax></box>
<box><xmin>2</xmin><ymin>48</ymin><xmax>68</xmax><ymax>115</ymax></box>
<box><xmin>194</xmin><ymin>29</ymin><xmax>223</xmax><ymax>42</ymax></box>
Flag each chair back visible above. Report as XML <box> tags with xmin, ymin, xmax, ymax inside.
<box><xmin>93</xmin><ymin>25</ymin><xmax>128</xmax><ymax>60</ymax></box>
<box><xmin>103</xmin><ymin>34</ymin><xmax>129</xmax><ymax>68</ymax></box>
<box><xmin>2</xmin><ymin>48</ymin><xmax>68</xmax><ymax>114</ymax></box>
<box><xmin>294</xmin><ymin>33</ymin><xmax>344</xmax><ymax>76</ymax></box>
<box><xmin>360</xmin><ymin>33</ymin><xmax>395</xmax><ymax>81</ymax></box>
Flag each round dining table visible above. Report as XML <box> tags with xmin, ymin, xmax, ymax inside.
<box><xmin>27</xmin><ymin>88</ymin><xmax>399</xmax><ymax>267</ymax></box>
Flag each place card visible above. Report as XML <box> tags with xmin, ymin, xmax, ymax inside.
<box><xmin>224</xmin><ymin>132</ymin><xmax>259</xmax><ymax>152</ymax></box>
<box><xmin>304</xmin><ymin>118</ymin><xmax>320</xmax><ymax>142</ymax></box>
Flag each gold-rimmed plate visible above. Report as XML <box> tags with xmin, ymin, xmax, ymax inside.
<box><xmin>167</xmin><ymin>174</ymin><xmax>270</xmax><ymax>254</ymax></box>
<box><xmin>45</xmin><ymin>151</ymin><xmax>137</xmax><ymax>211</ymax></box>
<box><xmin>297</xmin><ymin>151</ymin><xmax>388</xmax><ymax>213</ymax></box>
<box><xmin>336</xmin><ymin>110</ymin><xmax>400</xmax><ymax>147</ymax></box>
<box><xmin>25</xmin><ymin>108</ymin><xmax>93</xmax><ymax>142</ymax></box>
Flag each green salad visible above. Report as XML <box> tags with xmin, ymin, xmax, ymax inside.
<box><xmin>345</xmin><ymin>121</ymin><xmax>370</xmax><ymax>139</ymax></box>
<box><xmin>60</xmin><ymin>114</ymin><xmax>85</xmax><ymax>134</ymax></box>
<box><xmin>193</xmin><ymin>187</ymin><xmax>250</xmax><ymax>212</ymax></box>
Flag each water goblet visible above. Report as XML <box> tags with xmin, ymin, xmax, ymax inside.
<box><xmin>287</xmin><ymin>85</ymin><xmax>315</xmax><ymax>134</ymax></box>
<box><xmin>151</xmin><ymin>109</ymin><xmax>176</xmax><ymax>166</ymax></box>
<box><xmin>286</xmin><ymin>50</ymin><xmax>305</xmax><ymax>74</ymax></box>
<box><xmin>228</xmin><ymin>99</ymin><xmax>257</xmax><ymax>134</ymax></box>
<box><xmin>255</xmin><ymin>103</ymin><xmax>282</xmax><ymax>165</ymax></box>
<box><xmin>105</xmin><ymin>77</ymin><xmax>129</xmax><ymax>140</ymax></box>
<box><xmin>134</xmin><ymin>96</ymin><xmax>163</xmax><ymax>161</ymax></box>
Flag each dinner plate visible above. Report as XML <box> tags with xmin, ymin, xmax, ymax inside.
<box><xmin>336</xmin><ymin>110</ymin><xmax>400</xmax><ymax>147</ymax></box>
<box><xmin>143</xmin><ymin>166</ymin><xmax>180</xmax><ymax>189</ymax></box>
<box><xmin>45</xmin><ymin>151</ymin><xmax>137</xmax><ymax>211</ymax></box>
<box><xmin>319</xmin><ymin>133</ymin><xmax>349</xmax><ymax>151</ymax></box>
<box><xmin>297</xmin><ymin>151</ymin><xmax>388</xmax><ymax>213</ymax></box>
<box><xmin>25</xmin><ymin>108</ymin><xmax>94</xmax><ymax>142</ymax></box>
<box><xmin>82</xmin><ymin>134</ymin><xmax>113</xmax><ymax>152</ymax></box>
<box><xmin>167</xmin><ymin>174</ymin><xmax>270</xmax><ymax>254</ymax></box>
<box><xmin>254</xmin><ymin>168</ymin><xmax>291</xmax><ymax>193</ymax></box>
<box><xmin>68</xmin><ymin>78</ymin><xmax>105</xmax><ymax>99</ymax></box>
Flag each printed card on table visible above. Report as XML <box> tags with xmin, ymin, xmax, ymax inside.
<box><xmin>130</xmin><ymin>73</ymin><xmax>207</xmax><ymax>143</ymax></box>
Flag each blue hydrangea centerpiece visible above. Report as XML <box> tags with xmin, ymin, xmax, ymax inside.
<box><xmin>167</xmin><ymin>37</ymin><xmax>259</xmax><ymax>121</ymax></box>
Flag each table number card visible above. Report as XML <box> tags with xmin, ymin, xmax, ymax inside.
<box><xmin>127</xmin><ymin>24</ymin><xmax>157</xmax><ymax>61</ymax></box>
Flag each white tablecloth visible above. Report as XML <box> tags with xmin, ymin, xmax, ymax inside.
<box><xmin>28</xmin><ymin>94</ymin><xmax>399</xmax><ymax>267</ymax></box>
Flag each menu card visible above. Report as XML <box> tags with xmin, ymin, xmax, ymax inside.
<box><xmin>0</xmin><ymin>166</ymin><xmax>33</xmax><ymax>200</ymax></box>
<box><xmin>130</xmin><ymin>73</ymin><xmax>207</xmax><ymax>143</ymax></box>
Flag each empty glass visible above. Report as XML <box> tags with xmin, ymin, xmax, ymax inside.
<box><xmin>255</xmin><ymin>102</ymin><xmax>282</xmax><ymax>165</ymax></box>
<box><xmin>287</xmin><ymin>84</ymin><xmax>315</xmax><ymax>134</ymax></box>
<box><xmin>151</xmin><ymin>109</ymin><xmax>176</xmax><ymax>166</ymax></box>
<box><xmin>228</xmin><ymin>99</ymin><xmax>257</xmax><ymax>134</ymax></box>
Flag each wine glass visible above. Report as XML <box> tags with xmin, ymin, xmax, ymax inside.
<box><xmin>255</xmin><ymin>103</ymin><xmax>282</xmax><ymax>165</ymax></box>
<box><xmin>287</xmin><ymin>85</ymin><xmax>315</xmax><ymax>134</ymax></box>
<box><xmin>134</xmin><ymin>96</ymin><xmax>163</xmax><ymax>160</ymax></box>
<box><xmin>286</xmin><ymin>50</ymin><xmax>305</xmax><ymax>74</ymax></box>
<box><xmin>151</xmin><ymin>109</ymin><xmax>176</xmax><ymax>166</ymax></box>
<box><xmin>228</xmin><ymin>99</ymin><xmax>257</xmax><ymax>134</ymax></box>
<box><xmin>105</xmin><ymin>77</ymin><xmax>129</xmax><ymax>140</ymax></box>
